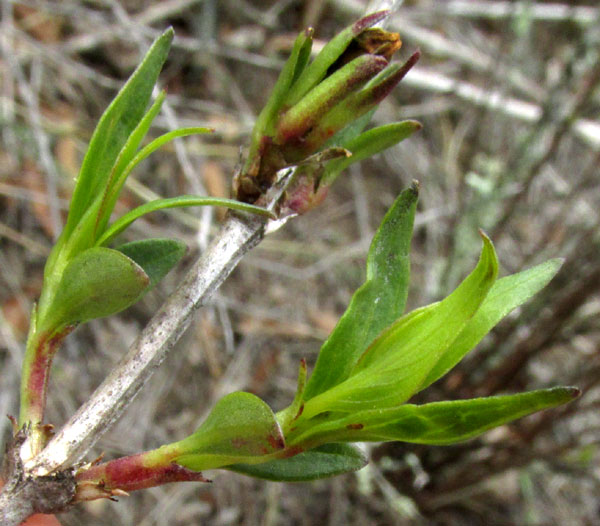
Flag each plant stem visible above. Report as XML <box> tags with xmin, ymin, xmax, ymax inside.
<box><xmin>1</xmin><ymin>211</ymin><xmax>271</xmax><ymax>525</ymax></box>
<box><xmin>74</xmin><ymin>446</ymin><xmax>207</xmax><ymax>501</ymax></box>
<box><xmin>19</xmin><ymin>324</ymin><xmax>74</xmax><ymax>455</ymax></box>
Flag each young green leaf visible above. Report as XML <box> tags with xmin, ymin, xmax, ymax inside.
<box><xmin>97</xmin><ymin>195</ymin><xmax>274</xmax><ymax>246</ymax></box>
<box><xmin>39</xmin><ymin>247</ymin><xmax>150</xmax><ymax>332</ymax></box>
<box><xmin>420</xmin><ymin>258</ymin><xmax>564</xmax><ymax>390</ymax></box>
<box><xmin>251</xmin><ymin>28</ymin><xmax>313</xmax><ymax>143</ymax></box>
<box><xmin>94</xmin><ymin>91</ymin><xmax>167</xmax><ymax>237</ymax></box>
<box><xmin>283</xmin><ymin>11</ymin><xmax>390</xmax><ymax>107</ymax></box>
<box><xmin>322</xmin><ymin>121</ymin><xmax>422</xmax><ymax>186</ymax></box>
<box><xmin>101</xmin><ymin>126</ymin><xmax>213</xmax><ymax>220</ymax></box>
<box><xmin>301</xmin><ymin>234</ymin><xmax>499</xmax><ymax>417</ymax></box>
<box><xmin>64</xmin><ymin>28</ymin><xmax>174</xmax><ymax>239</ymax></box>
<box><xmin>337</xmin><ymin>387</ymin><xmax>580</xmax><ymax>445</ymax></box>
<box><xmin>287</xmin><ymin>388</ymin><xmax>579</xmax><ymax>448</ymax></box>
<box><xmin>116</xmin><ymin>238</ymin><xmax>187</xmax><ymax>290</ymax></box>
<box><xmin>174</xmin><ymin>392</ymin><xmax>285</xmax><ymax>471</ymax></box>
<box><xmin>304</xmin><ymin>52</ymin><xmax>420</xmax><ymax>152</ymax></box>
<box><xmin>228</xmin><ymin>443</ymin><xmax>367</xmax><ymax>482</ymax></box>
<box><xmin>277</xmin><ymin>359</ymin><xmax>308</xmax><ymax>434</ymax></box>
<box><xmin>323</xmin><ymin>108</ymin><xmax>376</xmax><ymax>149</ymax></box>
<box><xmin>303</xmin><ymin>185</ymin><xmax>418</xmax><ymax>401</ymax></box>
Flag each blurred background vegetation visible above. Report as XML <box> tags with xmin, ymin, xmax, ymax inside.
<box><xmin>1</xmin><ymin>1</ymin><xmax>599</xmax><ymax>524</ymax></box>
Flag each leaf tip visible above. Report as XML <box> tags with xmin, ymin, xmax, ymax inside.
<box><xmin>409</xmin><ymin>48</ymin><xmax>422</xmax><ymax>64</ymax></box>
<box><xmin>410</xmin><ymin>120</ymin><xmax>423</xmax><ymax>132</ymax></box>
<box><xmin>478</xmin><ymin>228</ymin><xmax>492</xmax><ymax>244</ymax></box>
<box><xmin>162</xmin><ymin>26</ymin><xmax>175</xmax><ymax>41</ymax></box>
<box><xmin>477</xmin><ymin>229</ymin><xmax>499</xmax><ymax>280</ymax></box>
<box><xmin>354</xmin><ymin>11</ymin><xmax>390</xmax><ymax>34</ymax></box>
<box><xmin>409</xmin><ymin>179</ymin><xmax>420</xmax><ymax>196</ymax></box>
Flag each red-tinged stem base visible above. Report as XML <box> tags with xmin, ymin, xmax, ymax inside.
<box><xmin>20</xmin><ymin>328</ymin><xmax>74</xmax><ymax>425</ymax></box>
<box><xmin>75</xmin><ymin>451</ymin><xmax>209</xmax><ymax>501</ymax></box>
<box><xmin>19</xmin><ymin>326</ymin><xmax>74</xmax><ymax>454</ymax></box>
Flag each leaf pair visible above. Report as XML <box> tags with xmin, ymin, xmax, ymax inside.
<box><xmin>169</xmin><ymin>391</ymin><xmax>367</xmax><ymax>482</ymax></box>
<box><xmin>280</xmin><ymin>187</ymin><xmax>573</xmax><ymax>450</ymax></box>
<box><xmin>188</xmin><ymin>186</ymin><xmax>576</xmax><ymax>483</ymax></box>
<box><xmin>40</xmin><ymin>239</ymin><xmax>185</xmax><ymax>331</ymax></box>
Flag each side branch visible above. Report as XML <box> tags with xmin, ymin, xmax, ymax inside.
<box><xmin>29</xmin><ymin>212</ymin><xmax>267</xmax><ymax>476</ymax></box>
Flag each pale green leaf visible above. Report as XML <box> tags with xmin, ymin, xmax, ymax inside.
<box><xmin>303</xmin><ymin>185</ymin><xmax>418</xmax><ymax>401</ymax></box>
<box><xmin>301</xmin><ymin>235</ymin><xmax>499</xmax><ymax>417</ymax></box>
<box><xmin>39</xmin><ymin>247</ymin><xmax>149</xmax><ymax>331</ymax></box>
<box><xmin>420</xmin><ymin>258</ymin><xmax>564</xmax><ymax>390</ymax></box>
<box><xmin>174</xmin><ymin>392</ymin><xmax>284</xmax><ymax>471</ymax></box>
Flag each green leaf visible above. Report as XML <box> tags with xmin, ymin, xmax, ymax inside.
<box><xmin>322</xmin><ymin>121</ymin><xmax>422</xmax><ymax>185</ymax></box>
<box><xmin>94</xmin><ymin>91</ymin><xmax>167</xmax><ymax>237</ymax></box>
<box><xmin>277</xmin><ymin>359</ymin><xmax>308</xmax><ymax>434</ymax></box>
<box><xmin>97</xmin><ymin>195</ymin><xmax>274</xmax><ymax>246</ymax></box>
<box><xmin>39</xmin><ymin>247</ymin><xmax>149</xmax><ymax>331</ymax></box>
<box><xmin>301</xmin><ymin>234</ymin><xmax>499</xmax><ymax>417</ymax></box>
<box><xmin>64</xmin><ymin>28</ymin><xmax>173</xmax><ymax>239</ymax></box>
<box><xmin>116</xmin><ymin>126</ymin><xmax>212</xmax><ymax>190</ymax></box>
<box><xmin>116</xmin><ymin>238</ymin><xmax>187</xmax><ymax>290</ymax></box>
<box><xmin>337</xmin><ymin>387</ymin><xmax>580</xmax><ymax>445</ymax></box>
<box><xmin>96</xmin><ymin>126</ymin><xmax>214</xmax><ymax>241</ymax></box>
<box><xmin>287</xmin><ymin>388</ymin><xmax>579</xmax><ymax>447</ymax></box>
<box><xmin>420</xmin><ymin>258</ymin><xmax>564</xmax><ymax>390</ymax></box>
<box><xmin>241</xmin><ymin>28</ymin><xmax>313</xmax><ymax>179</ymax></box>
<box><xmin>174</xmin><ymin>392</ymin><xmax>285</xmax><ymax>471</ymax></box>
<box><xmin>302</xmin><ymin>54</ymin><xmax>418</xmax><ymax>156</ymax></box>
<box><xmin>228</xmin><ymin>443</ymin><xmax>367</xmax><ymax>482</ymax></box>
<box><xmin>276</xmin><ymin>55</ymin><xmax>388</xmax><ymax>160</ymax></box>
<box><xmin>253</xmin><ymin>29</ymin><xmax>313</xmax><ymax>139</ymax></box>
<box><xmin>283</xmin><ymin>11</ymin><xmax>389</xmax><ymax>107</ymax></box>
<box><xmin>323</xmin><ymin>108</ymin><xmax>376</xmax><ymax>149</ymax></box>
<box><xmin>303</xmin><ymin>186</ymin><xmax>419</xmax><ymax>401</ymax></box>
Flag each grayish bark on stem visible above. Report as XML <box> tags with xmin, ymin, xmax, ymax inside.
<box><xmin>1</xmin><ymin>427</ymin><xmax>76</xmax><ymax>525</ymax></box>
